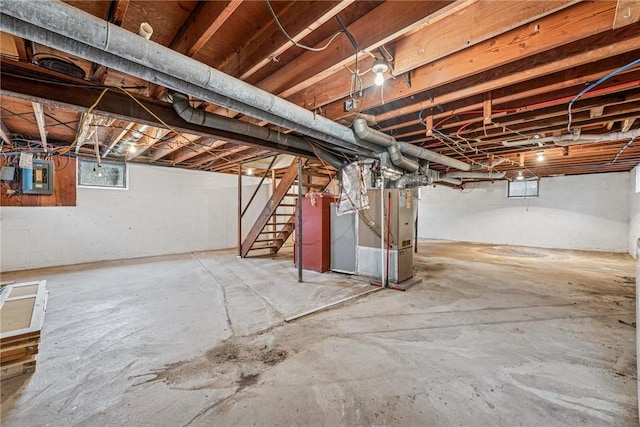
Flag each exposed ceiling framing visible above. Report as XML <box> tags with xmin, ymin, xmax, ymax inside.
<box><xmin>0</xmin><ymin>0</ymin><xmax>639</xmax><ymax>182</ymax></box>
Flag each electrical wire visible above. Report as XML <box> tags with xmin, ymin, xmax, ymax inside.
<box><xmin>610</xmin><ymin>137</ymin><xmax>635</xmax><ymax>164</ymax></box>
<box><xmin>58</xmin><ymin>88</ymin><xmax>109</xmax><ymax>154</ymax></box>
<box><xmin>567</xmin><ymin>57</ymin><xmax>640</xmax><ymax>133</ymax></box>
<box><xmin>265</xmin><ymin>0</ymin><xmax>344</xmax><ymax>52</ymax></box>
<box><xmin>117</xmin><ymin>87</ymin><xmax>202</xmax><ymax>149</ymax></box>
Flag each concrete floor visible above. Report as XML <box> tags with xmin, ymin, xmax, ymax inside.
<box><xmin>1</xmin><ymin>241</ymin><xmax>637</xmax><ymax>426</ymax></box>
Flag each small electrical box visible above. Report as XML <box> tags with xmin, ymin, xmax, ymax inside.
<box><xmin>0</xmin><ymin>166</ymin><xmax>15</xmax><ymax>181</ymax></box>
<box><xmin>22</xmin><ymin>159</ymin><xmax>54</xmax><ymax>195</ymax></box>
<box><xmin>344</xmin><ymin>98</ymin><xmax>360</xmax><ymax>112</ymax></box>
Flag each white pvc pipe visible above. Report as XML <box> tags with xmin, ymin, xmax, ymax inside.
<box><xmin>138</xmin><ymin>23</ymin><xmax>153</xmax><ymax>40</ymax></box>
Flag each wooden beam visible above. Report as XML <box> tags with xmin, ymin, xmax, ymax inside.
<box><xmin>392</xmin><ymin>77</ymin><xmax>640</xmax><ymax>139</ymax></box>
<box><xmin>127</xmin><ymin>128</ymin><xmax>170</xmax><ymax>160</ymax></box>
<box><xmin>151</xmin><ymin>134</ymin><xmax>190</xmax><ymax>161</ymax></box>
<box><xmin>393</xmin><ymin>0</ymin><xmax>578</xmax><ymax>75</ymax></box>
<box><xmin>188</xmin><ymin>145</ymin><xmax>248</xmax><ymax>169</ymax></box>
<box><xmin>103</xmin><ymin>121</ymin><xmax>134</xmax><ymax>158</ymax></box>
<box><xmin>621</xmin><ymin>118</ymin><xmax>636</xmax><ymax>132</ymax></box>
<box><xmin>170</xmin><ymin>0</ymin><xmax>243</xmax><ymax>57</ymax></box>
<box><xmin>322</xmin><ymin>8</ymin><xmax>640</xmax><ymax>121</ymax></box>
<box><xmin>483</xmin><ymin>92</ymin><xmax>492</xmax><ymax>125</ymax></box>
<box><xmin>0</xmin><ymin>120</ymin><xmax>12</xmax><ymax>144</ymax></box>
<box><xmin>256</xmin><ymin>1</ymin><xmax>457</xmax><ymax>98</ymax></box>
<box><xmin>13</xmin><ymin>35</ymin><xmax>27</xmax><ymax>62</ymax></box>
<box><xmin>211</xmin><ymin>150</ymin><xmax>272</xmax><ymax>172</ymax></box>
<box><xmin>285</xmin><ymin>0</ymin><xmax>577</xmax><ymax>113</ymax></box>
<box><xmin>107</xmin><ymin>0</ymin><xmax>130</xmax><ymax>26</ymax></box>
<box><xmin>1</xmin><ymin>59</ymin><xmax>312</xmax><ymax>158</ymax></box>
<box><xmin>221</xmin><ymin>1</ymin><xmax>354</xmax><ymax>81</ymax></box>
<box><xmin>613</xmin><ymin>0</ymin><xmax>640</xmax><ymax>29</ymax></box>
<box><xmin>31</xmin><ymin>102</ymin><xmax>47</xmax><ymax>148</ymax></box>
<box><xmin>425</xmin><ymin>115</ymin><xmax>433</xmax><ymax>137</ymax></box>
<box><xmin>74</xmin><ymin>113</ymin><xmax>94</xmax><ymax>154</ymax></box>
<box><xmin>590</xmin><ymin>106</ymin><xmax>605</xmax><ymax>119</ymax></box>
<box><xmin>171</xmin><ymin>139</ymin><xmax>228</xmax><ymax>164</ymax></box>
<box><xmin>378</xmin><ymin>51</ymin><xmax>640</xmax><ymax>128</ymax></box>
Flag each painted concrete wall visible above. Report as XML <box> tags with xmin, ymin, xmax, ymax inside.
<box><xmin>1</xmin><ymin>163</ymin><xmax>269</xmax><ymax>271</ymax></box>
<box><xmin>418</xmin><ymin>172</ymin><xmax>629</xmax><ymax>252</ymax></box>
<box><xmin>629</xmin><ymin>166</ymin><xmax>640</xmax><ymax>258</ymax></box>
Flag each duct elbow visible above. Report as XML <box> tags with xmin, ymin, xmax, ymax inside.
<box><xmin>171</xmin><ymin>92</ymin><xmax>199</xmax><ymax>124</ymax></box>
<box><xmin>352</xmin><ymin>118</ymin><xmax>394</xmax><ymax>148</ymax></box>
<box><xmin>387</xmin><ymin>144</ymin><xmax>419</xmax><ymax>172</ymax></box>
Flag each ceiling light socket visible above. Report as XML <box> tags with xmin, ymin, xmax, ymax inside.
<box><xmin>372</xmin><ymin>59</ymin><xmax>388</xmax><ymax>86</ymax></box>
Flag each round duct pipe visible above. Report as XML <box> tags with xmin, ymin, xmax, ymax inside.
<box><xmin>0</xmin><ymin>14</ymin><xmax>372</xmax><ymax>158</ymax></box>
<box><xmin>0</xmin><ymin>0</ymin><xmax>373</xmax><ymax>155</ymax></box>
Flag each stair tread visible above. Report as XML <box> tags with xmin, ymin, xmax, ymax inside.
<box><xmin>249</xmin><ymin>244</ymin><xmax>279</xmax><ymax>250</ymax></box>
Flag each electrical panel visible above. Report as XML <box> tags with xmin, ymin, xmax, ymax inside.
<box><xmin>22</xmin><ymin>159</ymin><xmax>54</xmax><ymax>195</ymax></box>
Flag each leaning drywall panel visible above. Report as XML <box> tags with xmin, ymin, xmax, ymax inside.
<box><xmin>418</xmin><ymin>172</ymin><xmax>629</xmax><ymax>252</ymax></box>
<box><xmin>0</xmin><ymin>163</ymin><xmax>268</xmax><ymax>271</ymax></box>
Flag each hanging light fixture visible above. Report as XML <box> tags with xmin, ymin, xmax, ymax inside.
<box><xmin>516</xmin><ymin>170</ymin><xmax>524</xmax><ymax>180</ymax></box>
<box><xmin>536</xmin><ymin>150</ymin><xmax>545</xmax><ymax>162</ymax></box>
<box><xmin>372</xmin><ymin>58</ymin><xmax>388</xmax><ymax>86</ymax></box>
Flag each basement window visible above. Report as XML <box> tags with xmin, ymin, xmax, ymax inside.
<box><xmin>78</xmin><ymin>159</ymin><xmax>128</xmax><ymax>189</ymax></box>
<box><xmin>508</xmin><ymin>179</ymin><xmax>538</xmax><ymax>198</ymax></box>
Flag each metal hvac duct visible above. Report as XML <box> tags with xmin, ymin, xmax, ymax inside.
<box><xmin>442</xmin><ymin>171</ymin><xmax>506</xmax><ymax>179</ymax></box>
<box><xmin>502</xmin><ymin>128</ymin><xmax>640</xmax><ymax>147</ymax></box>
<box><xmin>172</xmin><ymin>92</ymin><xmax>345</xmax><ymax>171</ymax></box>
<box><xmin>0</xmin><ymin>0</ymin><xmax>377</xmax><ymax>156</ymax></box>
<box><xmin>394</xmin><ymin>175</ymin><xmax>433</xmax><ymax>188</ymax></box>
<box><xmin>0</xmin><ymin>14</ymin><xmax>375</xmax><ymax>158</ymax></box>
<box><xmin>352</xmin><ymin>119</ymin><xmax>471</xmax><ymax>171</ymax></box>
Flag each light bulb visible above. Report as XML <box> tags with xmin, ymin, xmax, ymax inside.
<box><xmin>371</xmin><ymin>59</ymin><xmax>388</xmax><ymax>87</ymax></box>
<box><xmin>129</xmin><ymin>144</ymin><xmax>137</xmax><ymax>153</ymax></box>
<box><xmin>246</xmin><ymin>168</ymin><xmax>254</xmax><ymax>176</ymax></box>
<box><xmin>98</xmin><ymin>171</ymin><xmax>103</xmax><ymax>177</ymax></box>
<box><xmin>536</xmin><ymin>151</ymin><xmax>545</xmax><ymax>162</ymax></box>
<box><xmin>516</xmin><ymin>171</ymin><xmax>524</xmax><ymax>180</ymax></box>
<box><xmin>374</xmin><ymin>72</ymin><xmax>384</xmax><ymax>86</ymax></box>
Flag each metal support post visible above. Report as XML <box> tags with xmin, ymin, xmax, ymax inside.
<box><xmin>297</xmin><ymin>158</ymin><xmax>303</xmax><ymax>282</ymax></box>
<box><xmin>237</xmin><ymin>164</ymin><xmax>242</xmax><ymax>257</ymax></box>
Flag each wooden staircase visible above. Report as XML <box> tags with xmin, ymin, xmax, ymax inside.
<box><xmin>240</xmin><ymin>158</ymin><xmax>333</xmax><ymax>257</ymax></box>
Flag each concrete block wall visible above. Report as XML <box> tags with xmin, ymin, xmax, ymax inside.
<box><xmin>629</xmin><ymin>166</ymin><xmax>640</xmax><ymax>258</ymax></box>
<box><xmin>418</xmin><ymin>171</ymin><xmax>630</xmax><ymax>253</ymax></box>
<box><xmin>0</xmin><ymin>163</ymin><xmax>269</xmax><ymax>271</ymax></box>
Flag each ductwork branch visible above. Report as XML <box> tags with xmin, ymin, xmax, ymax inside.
<box><xmin>502</xmin><ymin>128</ymin><xmax>640</xmax><ymax>147</ymax></box>
<box><xmin>0</xmin><ymin>2</ymin><xmax>376</xmax><ymax>158</ymax></box>
<box><xmin>442</xmin><ymin>171</ymin><xmax>506</xmax><ymax>179</ymax></box>
<box><xmin>353</xmin><ymin>119</ymin><xmax>471</xmax><ymax>172</ymax></box>
<box><xmin>173</xmin><ymin>92</ymin><xmax>345</xmax><ymax>172</ymax></box>
<box><xmin>394</xmin><ymin>174</ymin><xmax>433</xmax><ymax>188</ymax></box>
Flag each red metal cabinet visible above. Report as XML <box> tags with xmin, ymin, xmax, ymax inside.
<box><xmin>294</xmin><ymin>194</ymin><xmax>335</xmax><ymax>272</ymax></box>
